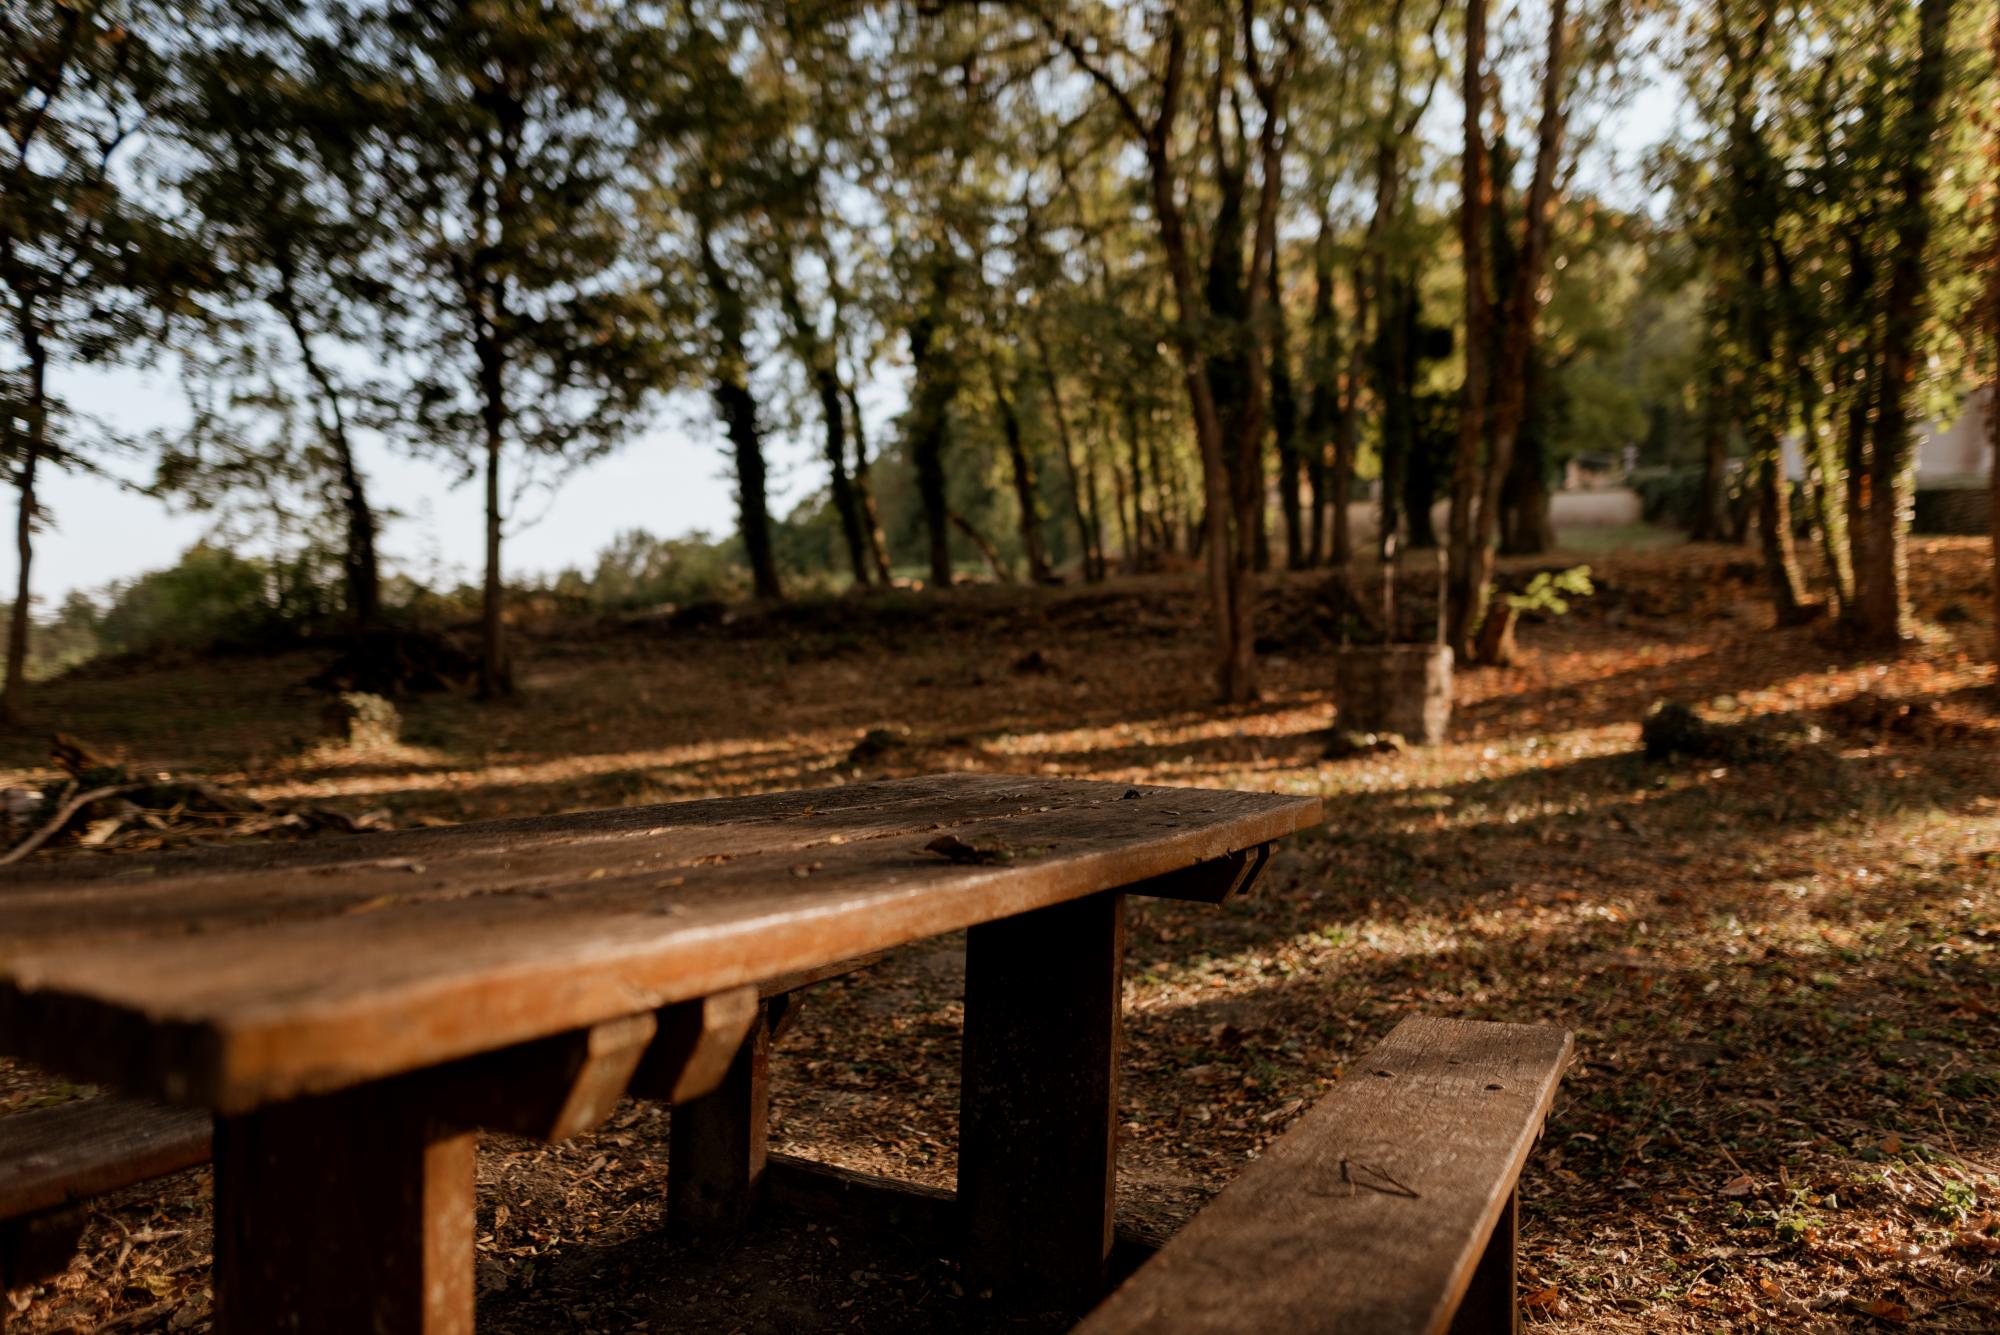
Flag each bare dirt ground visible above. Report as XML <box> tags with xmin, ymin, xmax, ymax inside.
<box><xmin>1</xmin><ymin>539</ymin><xmax>1995</xmax><ymax>1333</ymax></box>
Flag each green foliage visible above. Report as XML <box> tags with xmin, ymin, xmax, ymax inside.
<box><xmin>557</xmin><ymin>530</ymin><xmax>751</xmax><ymax>611</ymax></box>
<box><xmin>1503</xmin><ymin>566</ymin><xmax>1594</xmax><ymax>616</ymax></box>
<box><xmin>94</xmin><ymin>543</ymin><xmax>334</xmax><ymax>656</ymax></box>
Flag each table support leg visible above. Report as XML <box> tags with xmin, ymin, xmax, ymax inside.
<box><xmin>959</xmin><ymin>890</ymin><xmax>1125</xmax><ymax>1310</ymax></box>
<box><xmin>213</xmin><ymin>1088</ymin><xmax>474</xmax><ymax>1335</ymax></box>
<box><xmin>668</xmin><ymin>1000</ymin><xmax>771</xmax><ymax>1232</ymax></box>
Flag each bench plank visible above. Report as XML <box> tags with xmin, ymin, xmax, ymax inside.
<box><xmin>0</xmin><ymin>777</ymin><xmax>1319</xmax><ymax>1111</ymax></box>
<box><xmin>1076</xmin><ymin>1017</ymin><xmax>1572</xmax><ymax>1335</ymax></box>
<box><xmin>0</xmin><ymin>1097</ymin><xmax>209</xmax><ymax>1222</ymax></box>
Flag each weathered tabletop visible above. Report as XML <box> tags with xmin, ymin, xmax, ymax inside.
<box><xmin>0</xmin><ymin>774</ymin><xmax>1319</xmax><ymax>1111</ymax></box>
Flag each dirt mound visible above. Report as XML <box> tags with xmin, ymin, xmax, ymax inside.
<box><xmin>307</xmin><ymin>626</ymin><xmax>477</xmax><ymax>696</ymax></box>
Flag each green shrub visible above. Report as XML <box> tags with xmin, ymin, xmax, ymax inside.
<box><xmin>95</xmin><ymin>543</ymin><xmax>333</xmax><ymax>655</ymax></box>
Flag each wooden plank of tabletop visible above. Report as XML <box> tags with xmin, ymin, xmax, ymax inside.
<box><xmin>0</xmin><ymin>776</ymin><xmax>1320</xmax><ymax>1113</ymax></box>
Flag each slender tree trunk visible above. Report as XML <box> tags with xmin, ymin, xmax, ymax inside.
<box><xmin>1448</xmin><ymin>0</ymin><xmax>1494</xmax><ymax>657</ymax></box>
<box><xmin>699</xmin><ymin>227</ymin><xmax>781</xmax><ymax>602</ymax></box>
<box><xmin>268</xmin><ymin>247</ymin><xmax>380</xmax><ymax>630</ymax></box>
<box><xmin>1500</xmin><ymin>356</ymin><xmax>1555</xmax><ymax>555</ymax></box>
<box><xmin>1990</xmin><ymin>387</ymin><xmax>1999</xmax><ymax>667</ymax></box>
<box><xmin>1148</xmin><ymin>124</ymin><xmax>1252</xmax><ymax>701</ymax></box>
<box><xmin>1104</xmin><ymin>402</ymin><xmax>1135</xmax><ymax>567</ymax></box>
<box><xmin>478</xmin><ymin>403</ymin><xmax>507</xmax><ymax>699</ymax></box>
<box><xmin>1304</xmin><ymin>215</ymin><xmax>1340</xmax><ymax>567</ymax></box>
<box><xmin>778</xmin><ymin>266</ymin><xmax>869</xmax><ymax>586</ymax></box>
<box><xmin>907</xmin><ymin>257</ymin><xmax>958</xmax><ymax>589</ymax></box>
<box><xmin>1035</xmin><ymin>332</ymin><xmax>1102</xmax><ymax>580</ymax></box>
<box><xmin>818</xmin><ymin>369</ymin><xmax>870</xmax><ymax>587</ymax></box>
<box><xmin>2</xmin><ymin>333</ymin><xmax>45</xmax><ymax>718</ymax></box>
<box><xmin>1269</xmin><ymin>262</ymin><xmax>1305</xmax><ymax>570</ymax></box>
<box><xmin>1448</xmin><ymin>0</ymin><xmax>1570</xmax><ymax>658</ymax></box>
<box><xmin>1333</xmin><ymin>342</ymin><xmax>1358</xmax><ymax>569</ymax></box>
<box><xmin>472</xmin><ymin>316</ymin><xmax>511</xmax><ymax>699</ymax></box>
<box><xmin>843</xmin><ymin>380</ymin><xmax>894</xmax><ymax>584</ymax></box>
<box><xmin>1990</xmin><ymin>0</ymin><xmax>2000</xmax><ymax>672</ymax></box>
<box><xmin>1123</xmin><ymin>388</ymin><xmax>1152</xmax><ymax>560</ymax></box>
<box><xmin>988</xmin><ymin>358</ymin><xmax>1051</xmax><ymax>583</ymax></box>
<box><xmin>948</xmin><ymin>510</ymin><xmax>1009</xmax><ymax>583</ymax></box>
<box><xmin>713</xmin><ymin>373</ymin><xmax>782</xmax><ymax>601</ymax></box>
<box><xmin>1755</xmin><ymin>442</ymin><xmax>1813</xmax><ymax>622</ymax></box>
<box><xmin>1766</xmin><ymin>242</ymin><xmax>1852</xmax><ymax>609</ymax></box>
<box><xmin>1850</xmin><ymin>0</ymin><xmax>1954</xmax><ymax>645</ymax></box>
<box><xmin>1691</xmin><ymin>353</ymin><xmax>1729</xmax><ymax>540</ymax></box>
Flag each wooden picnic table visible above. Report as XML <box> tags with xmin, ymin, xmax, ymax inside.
<box><xmin>0</xmin><ymin>773</ymin><xmax>1319</xmax><ymax>1333</ymax></box>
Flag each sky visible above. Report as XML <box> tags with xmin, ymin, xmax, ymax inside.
<box><xmin>24</xmin><ymin>363</ymin><xmax>832</xmax><ymax>604</ymax></box>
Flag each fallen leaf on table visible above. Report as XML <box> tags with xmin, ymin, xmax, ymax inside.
<box><xmin>924</xmin><ymin>834</ymin><xmax>1013</xmax><ymax>865</ymax></box>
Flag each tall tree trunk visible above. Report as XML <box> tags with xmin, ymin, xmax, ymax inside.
<box><xmin>700</xmin><ymin>227</ymin><xmax>782</xmax><ymax>602</ymax></box>
<box><xmin>1269</xmin><ymin>262</ymin><xmax>1305</xmax><ymax>570</ymax></box>
<box><xmin>1754</xmin><ymin>443</ymin><xmax>1813</xmax><ymax>622</ymax></box>
<box><xmin>2</xmin><ymin>330</ymin><xmax>45</xmax><ymax>718</ymax></box>
<box><xmin>1850</xmin><ymin>0</ymin><xmax>1954</xmax><ymax>645</ymax></box>
<box><xmin>1333</xmin><ymin>322</ymin><xmax>1359</xmax><ymax>570</ymax></box>
<box><xmin>1990</xmin><ymin>386</ymin><xmax>1999</xmax><ymax>668</ymax></box>
<box><xmin>274</xmin><ymin>288</ymin><xmax>379</xmax><ymax>630</ymax></box>
<box><xmin>1990</xmin><ymin>0</ymin><xmax>2000</xmax><ymax>673</ymax></box>
<box><xmin>1121</xmin><ymin>387</ymin><xmax>1149</xmax><ymax>563</ymax></box>
<box><xmin>1304</xmin><ymin>213</ymin><xmax>1341</xmax><ymax>568</ymax></box>
<box><xmin>988</xmin><ymin>358</ymin><xmax>1052</xmax><ymax>584</ymax></box>
<box><xmin>1147</xmin><ymin>93</ymin><xmax>1253</xmax><ymax>699</ymax></box>
<box><xmin>1500</xmin><ymin>355</ymin><xmax>1555</xmax><ymax>555</ymax></box>
<box><xmin>843</xmin><ymin>380</ymin><xmax>894</xmax><ymax>584</ymax></box>
<box><xmin>1448</xmin><ymin>0</ymin><xmax>1494</xmax><ymax>658</ymax></box>
<box><xmin>1104</xmin><ymin>401</ymin><xmax>1135</xmax><ymax>567</ymax></box>
<box><xmin>1034</xmin><ymin>331</ymin><xmax>1103</xmax><ymax>580</ymax></box>
<box><xmin>906</xmin><ymin>256</ymin><xmax>959</xmax><ymax>589</ymax></box>
<box><xmin>949</xmin><ymin>510</ymin><xmax>1010</xmax><ymax>582</ymax></box>
<box><xmin>1691</xmin><ymin>353</ymin><xmax>1729</xmax><ymax>540</ymax></box>
<box><xmin>778</xmin><ymin>266</ymin><xmax>869</xmax><ymax>587</ymax></box>
<box><xmin>1766</xmin><ymin>240</ymin><xmax>1852</xmax><ymax>610</ymax></box>
<box><xmin>473</xmin><ymin>318</ymin><xmax>511</xmax><ymax>699</ymax></box>
<box><xmin>1447</xmin><ymin>0</ymin><xmax>1570</xmax><ymax>658</ymax></box>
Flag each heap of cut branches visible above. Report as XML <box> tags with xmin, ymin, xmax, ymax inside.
<box><xmin>0</xmin><ymin>735</ymin><xmax>389</xmax><ymax>865</ymax></box>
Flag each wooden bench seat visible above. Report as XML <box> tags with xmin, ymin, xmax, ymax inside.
<box><xmin>0</xmin><ymin>1096</ymin><xmax>210</xmax><ymax>1288</ymax></box>
<box><xmin>1077</xmin><ymin>1016</ymin><xmax>1572</xmax><ymax>1335</ymax></box>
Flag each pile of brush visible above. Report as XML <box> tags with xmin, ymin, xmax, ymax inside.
<box><xmin>0</xmin><ymin>734</ymin><xmax>389</xmax><ymax>865</ymax></box>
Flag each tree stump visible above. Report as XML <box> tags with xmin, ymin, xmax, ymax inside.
<box><xmin>1330</xmin><ymin>645</ymin><xmax>1454</xmax><ymax>746</ymax></box>
<box><xmin>322</xmin><ymin>692</ymin><xmax>400</xmax><ymax>749</ymax></box>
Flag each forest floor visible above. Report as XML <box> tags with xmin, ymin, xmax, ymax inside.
<box><xmin>0</xmin><ymin>538</ymin><xmax>1996</xmax><ymax>1333</ymax></box>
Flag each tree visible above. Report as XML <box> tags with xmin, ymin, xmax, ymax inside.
<box><xmin>354</xmin><ymin>0</ymin><xmax>672</xmax><ymax>695</ymax></box>
<box><xmin>1029</xmin><ymin>1</ymin><xmax>1305</xmax><ymax>702</ymax></box>
<box><xmin>170</xmin><ymin>13</ymin><xmax>389</xmax><ymax>630</ymax></box>
<box><xmin>1850</xmin><ymin>0</ymin><xmax>1956</xmax><ymax>644</ymax></box>
<box><xmin>1446</xmin><ymin>0</ymin><xmax>1576</xmax><ymax>658</ymax></box>
<box><xmin>0</xmin><ymin>1</ymin><xmax>199</xmax><ymax>718</ymax></box>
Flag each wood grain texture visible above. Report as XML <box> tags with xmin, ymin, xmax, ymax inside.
<box><xmin>0</xmin><ymin>776</ymin><xmax>1318</xmax><ymax>1111</ymax></box>
<box><xmin>960</xmin><ymin>890</ymin><xmax>1124</xmax><ymax>1309</ymax></box>
<box><xmin>213</xmin><ymin>1086</ymin><xmax>475</xmax><ymax>1335</ymax></box>
<box><xmin>667</xmin><ymin>1004</ymin><xmax>770</xmax><ymax>1232</ymax></box>
<box><xmin>1076</xmin><ymin>1017</ymin><xmax>1572</xmax><ymax>1335</ymax></box>
<box><xmin>0</xmin><ymin>1096</ymin><xmax>209</xmax><ymax>1221</ymax></box>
